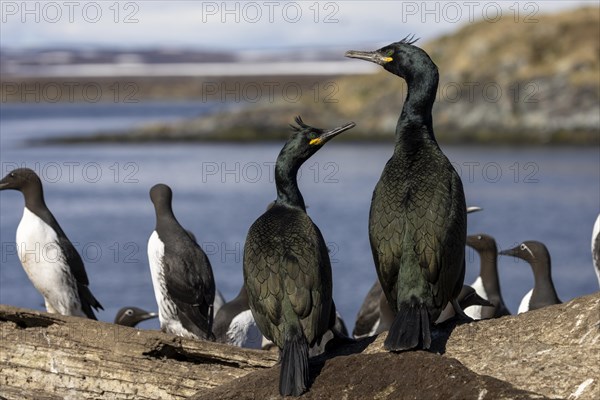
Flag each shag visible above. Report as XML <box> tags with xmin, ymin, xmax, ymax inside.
<box><xmin>213</xmin><ymin>285</ymin><xmax>264</xmax><ymax>348</ymax></box>
<box><xmin>499</xmin><ymin>241</ymin><xmax>561</xmax><ymax>313</ymax></box>
<box><xmin>0</xmin><ymin>168</ymin><xmax>103</xmax><ymax>319</ymax></box>
<box><xmin>147</xmin><ymin>183</ymin><xmax>216</xmax><ymax>339</ymax></box>
<box><xmin>346</xmin><ymin>39</ymin><xmax>466</xmax><ymax>351</ymax></box>
<box><xmin>466</xmin><ymin>234</ymin><xmax>511</xmax><ymax>319</ymax></box>
<box><xmin>114</xmin><ymin>306</ymin><xmax>158</xmax><ymax>327</ymax></box>
<box><xmin>592</xmin><ymin>214</ymin><xmax>600</xmax><ymax>288</ymax></box>
<box><xmin>243</xmin><ymin>117</ymin><xmax>355</xmax><ymax>396</ymax></box>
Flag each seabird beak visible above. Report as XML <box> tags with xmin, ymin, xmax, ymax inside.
<box><xmin>345</xmin><ymin>50</ymin><xmax>392</xmax><ymax>65</ymax></box>
<box><xmin>314</xmin><ymin>122</ymin><xmax>356</xmax><ymax>145</ymax></box>
<box><xmin>467</xmin><ymin>206</ymin><xmax>483</xmax><ymax>214</ymax></box>
<box><xmin>498</xmin><ymin>247</ymin><xmax>518</xmax><ymax>257</ymax></box>
<box><xmin>139</xmin><ymin>311</ymin><xmax>158</xmax><ymax>322</ymax></box>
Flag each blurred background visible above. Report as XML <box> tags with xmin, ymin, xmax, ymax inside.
<box><xmin>1</xmin><ymin>1</ymin><xmax>598</xmax><ymax>330</ymax></box>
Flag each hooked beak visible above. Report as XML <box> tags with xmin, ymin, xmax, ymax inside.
<box><xmin>318</xmin><ymin>122</ymin><xmax>356</xmax><ymax>144</ymax></box>
<box><xmin>467</xmin><ymin>206</ymin><xmax>483</xmax><ymax>214</ymax></box>
<box><xmin>345</xmin><ymin>50</ymin><xmax>392</xmax><ymax>66</ymax></box>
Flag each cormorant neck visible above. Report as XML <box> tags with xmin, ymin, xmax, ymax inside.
<box><xmin>274</xmin><ymin>146</ymin><xmax>306</xmax><ymax>211</ymax></box>
<box><xmin>394</xmin><ymin>69</ymin><xmax>439</xmax><ymax>149</ymax></box>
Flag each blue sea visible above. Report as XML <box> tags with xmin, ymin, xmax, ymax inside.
<box><xmin>0</xmin><ymin>102</ymin><xmax>598</xmax><ymax>331</ymax></box>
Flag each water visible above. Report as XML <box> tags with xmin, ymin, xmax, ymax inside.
<box><xmin>1</xmin><ymin>103</ymin><xmax>598</xmax><ymax>332</ymax></box>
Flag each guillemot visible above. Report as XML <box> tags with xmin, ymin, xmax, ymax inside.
<box><xmin>114</xmin><ymin>306</ymin><xmax>158</xmax><ymax>327</ymax></box>
<box><xmin>147</xmin><ymin>183</ymin><xmax>216</xmax><ymax>340</ymax></box>
<box><xmin>592</xmin><ymin>214</ymin><xmax>600</xmax><ymax>288</ymax></box>
<box><xmin>499</xmin><ymin>241</ymin><xmax>561</xmax><ymax>313</ymax></box>
<box><xmin>0</xmin><ymin>168</ymin><xmax>103</xmax><ymax>319</ymax></box>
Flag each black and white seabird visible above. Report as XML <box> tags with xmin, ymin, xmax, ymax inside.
<box><xmin>243</xmin><ymin>117</ymin><xmax>355</xmax><ymax>396</ymax></box>
<box><xmin>114</xmin><ymin>306</ymin><xmax>158</xmax><ymax>327</ymax></box>
<box><xmin>213</xmin><ymin>285</ymin><xmax>263</xmax><ymax>349</ymax></box>
<box><xmin>0</xmin><ymin>168</ymin><xmax>103</xmax><ymax>319</ymax></box>
<box><xmin>346</xmin><ymin>37</ymin><xmax>467</xmax><ymax>351</ymax></box>
<box><xmin>147</xmin><ymin>183</ymin><xmax>216</xmax><ymax>340</ymax></box>
<box><xmin>499</xmin><ymin>241</ymin><xmax>561</xmax><ymax>313</ymax></box>
<box><xmin>466</xmin><ymin>234</ymin><xmax>511</xmax><ymax>319</ymax></box>
<box><xmin>592</xmin><ymin>214</ymin><xmax>600</xmax><ymax>288</ymax></box>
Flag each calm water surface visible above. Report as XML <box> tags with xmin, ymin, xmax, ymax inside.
<box><xmin>1</xmin><ymin>103</ymin><xmax>598</xmax><ymax>331</ymax></box>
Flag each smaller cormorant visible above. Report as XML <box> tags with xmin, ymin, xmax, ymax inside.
<box><xmin>0</xmin><ymin>168</ymin><xmax>103</xmax><ymax>319</ymax></box>
<box><xmin>466</xmin><ymin>234</ymin><xmax>511</xmax><ymax>319</ymax></box>
<box><xmin>499</xmin><ymin>241</ymin><xmax>561</xmax><ymax>313</ymax></box>
<box><xmin>346</xmin><ymin>37</ymin><xmax>467</xmax><ymax>352</ymax></box>
<box><xmin>114</xmin><ymin>307</ymin><xmax>158</xmax><ymax>327</ymax></box>
<box><xmin>243</xmin><ymin>117</ymin><xmax>355</xmax><ymax>396</ymax></box>
<box><xmin>147</xmin><ymin>183</ymin><xmax>216</xmax><ymax>340</ymax></box>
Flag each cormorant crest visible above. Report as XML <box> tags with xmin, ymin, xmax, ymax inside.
<box><xmin>289</xmin><ymin>115</ymin><xmax>311</xmax><ymax>132</ymax></box>
<box><xmin>399</xmin><ymin>34</ymin><xmax>419</xmax><ymax>45</ymax></box>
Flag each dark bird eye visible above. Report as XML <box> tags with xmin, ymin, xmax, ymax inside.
<box><xmin>126</xmin><ymin>309</ymin><xmax>133</xmax><ymax>316</ymax></box>
<box><xmin>385</xmin><ymin>49</ymin><xmax>394</xmax><ymax>57</ymax></box>
<box><xmin>10</xmin><ymin>173</ymin><xmax>15</xmax><ymax>177</ymax></box>
<box><xmin>520</xmin><ymin>244</ymin><xmax>526</xmax><ymax>250</ymax></box>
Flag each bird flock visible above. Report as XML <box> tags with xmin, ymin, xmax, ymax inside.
<box><xmin>1</xmin><ymin>38</ymin><xmax>599</xmax><ymax>397</ymax></box>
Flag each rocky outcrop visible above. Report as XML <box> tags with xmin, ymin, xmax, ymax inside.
<box><xmin>0</xmin><ymin>293</ymin><xmax>598</xmax><ymax>399</ymax></box>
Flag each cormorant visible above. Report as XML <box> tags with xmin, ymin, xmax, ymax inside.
<box><xmin>499</xmin><ymin>241</ymin><xmax>561</xmax><ymax>313</ymax></box>
<box><xmin>114</xmin><ymin>306</ymin><xmax>158</xmax><ymax>327</ymax></box>
<box><xmin>346</xmin><ymin>37</ymin><xmax>467</xmax><ymax>351</ymax></box>
<box><xmin>592</xmin><ymin>214</ymin><xmax>600</xmax><ymax>288</ymax></box>
<box><xmin>466</xmin><ymin>234</ymin><xmax>511</xmax><ymax>319</ymax></box>
<box><xmin>0</xmin><ymin>168</ymin><xmax>103</xmax><ymax>319</ymax></box>
<box><xmin>147</xmin><ymin>183</ymin><xmax>216</xmax><ymax>340</ymax></box>
<box><xmin>243</xmin><ymin>117</ymin><xmax>355</xmax><ymax>396</ymax></box>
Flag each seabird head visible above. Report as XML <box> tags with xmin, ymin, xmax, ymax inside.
<box><xmin>285</xmin><ymin>116</ymin><xmax>355</xmax><ymax>160</ymax></box>
<box><xmin>114</xmin><ymin>306</ymin><xmax>158</xmax><ymax>327</ymax></box>
<box><xmin>150</xmin><ymin>183</ymin><xmax>173</xmax><ymax>209</ymax></box>
<box><xmin>0</xmin><ymin>168</ymin><xmax>42</xmax><ymax>192</ymax></box>
<box><xmin>499</xmin><ymin>241</ymin><xmax>550</xmax><ymax>268</ymax></box>
<box><xmin>345</xmin><ymin>35</ymin><xmax>437</xmax><ymax>81</ymax></box>
<box><xmin>467</xmin><ymin>234</ymin><xmax>497</xmax><ymax>253</ymax></box>
<box><xmin>457</xmin><ymin>285</ymin><xmax>494</xmax><ymax>309</ymax></box>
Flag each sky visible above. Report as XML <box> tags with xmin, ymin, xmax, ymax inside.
<box><xmin>0</xmin><ymin>1</ymin><xmax>596</xmax><ymax>50</ymax></box>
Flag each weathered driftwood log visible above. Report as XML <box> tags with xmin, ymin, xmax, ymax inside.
<box><xmin>0</xmin><ymin>306</ymin><xmax>277</xmax><ymax>399</ymax></box>
<box><xmin>1</xmin><ymin>293</ymin><xmax>599</xmax><ymax>400</ymax></box>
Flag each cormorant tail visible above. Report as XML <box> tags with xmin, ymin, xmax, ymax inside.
<box><xmin>384</xmin><ymin>304</ymin><xmax>431</xmax><ymax>351</ymax></box>
<box><xmin>279</xmin><ymin>327</ymin><xmax>309</xmax><ymax>397</ymax></box>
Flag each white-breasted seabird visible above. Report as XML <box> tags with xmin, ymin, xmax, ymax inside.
<box><xmin>147</xmin><ymin>183</ymin><xmax>216</xmax><ymax>340</ymax></box>
<box><xmin>114</xmin><ymin>306</ymin><xmax>158</xmax><ymax>327</ymax></box>
<box><xmin>466</xmin><ymin>234</ymin><xmax>511</xmax><ymax>319</ymax></box>
<box><xmin>213</xmin><ymin>285</ymin><xmax>263</xmax><ymax>348</ymax></box>
<box><xmin>0</xmin><ymin>168</ymin><xmax>103</xmax><ymax>319</ymax></box>
<box><xmin>592</xmin><ymin>214</ymin><xmax>600</xmax><ymax>288</ymax></box>
<box><xmin>499</xmin><ymin>241</ymin><xmax>561</xmax><ymax>313</ymax></box>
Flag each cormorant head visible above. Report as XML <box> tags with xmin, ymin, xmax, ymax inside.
<box><xmin>467</xmin><ymin>234</ymin><xmax>497</xmax><ymax>253</ymax></box>
<box><xmin>284</xmin><ymin>116</ymin><xmax>355</xmax><ymax>161</ymax></box>
<box><xmin>499</xmin><ymin>240</ymin><xmax>550</xmax><ymax>266</ymax></box>
<box><xmin>114</xmin><ymin>306</ymin><xmax>158</xmax><ymax>327</ymax></box>
<box><xmin>149</xmin><ymin>183</ymin><xmax>173</xmax><ymax>208</ymax></box>
<box><xmin>0</xmin><ymin>168</ymin><xmax>42</xmax><ymax>192</ymax></box>
<box><xmin>345</xmin><ymin>35</ymin><xmax>437</xmax><ymax>81</ymax></box>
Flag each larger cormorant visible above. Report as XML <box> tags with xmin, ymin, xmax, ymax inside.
<box><xmin>499</xmin><ymin>241</ymin><xmax>561</xmax><ymax>313</ymax></box>
<box><xmin>0</xmin><ymin>168</ymin><xmax>103</xmax><ymax>319</ymax></box>
<box><xmin>346</xmin><ymin>37</ymin><xmax>467</xmax><ymax>351</ymax></box>
<box><xmin>147</xmin><ymin>183</ymin><xmax>216</xmax><ymax>339</ymax></box>
<box><xmin>243</xmin><ymin>117</ymin><xmax>355</xmax><ymax>396</ymax></box>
